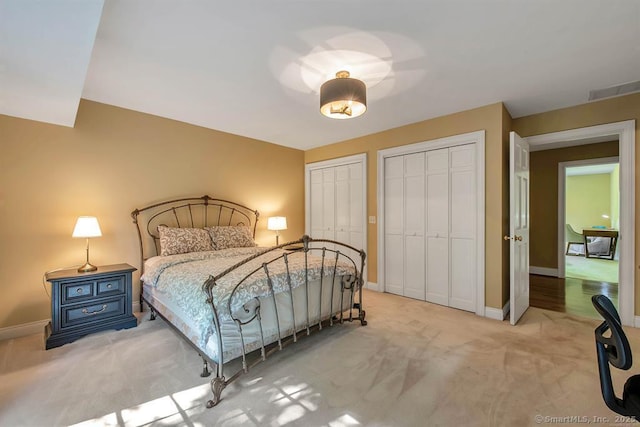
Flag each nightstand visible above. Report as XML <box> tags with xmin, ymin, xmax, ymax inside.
<box><xmin>44</xmin><ymin>263</ymin><xmax>137</xmax><ymax>349</ymax></box>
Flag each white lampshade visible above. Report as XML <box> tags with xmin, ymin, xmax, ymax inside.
<box><xmin>267</xmin><ymin>216</ymin><xmax>287</xmax><ymax>231</ymax></box>
<box><xmin>72</xmin><ymin>216</ymin><xmax>102</xmax><ymax>238</ymax></box>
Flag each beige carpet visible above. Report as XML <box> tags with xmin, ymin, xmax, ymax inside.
<box><xmin>0</xmin><ymin>290</ymin><xmax>635</xmax><ymax>426</ymax></box>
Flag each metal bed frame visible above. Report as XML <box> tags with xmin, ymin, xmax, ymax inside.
<box><xmin>131</xmin><ymin>195</ymin><xmax>367</xmax><ymax>407</ymax></box>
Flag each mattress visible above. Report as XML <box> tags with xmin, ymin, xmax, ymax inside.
<box><xmin>141</xmin><ymin>247</ymin><xmax>357</xmax><ymax>364</ymax></box>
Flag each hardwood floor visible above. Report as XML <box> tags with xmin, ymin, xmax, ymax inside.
<box><xmin>530</xmin><ymin>274</ymin><xmax>618</xmax><ymax>320</ymax></box>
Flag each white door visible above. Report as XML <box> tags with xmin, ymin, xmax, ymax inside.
<box><xmin>509</xmin><ymin>131</ymin><xmax>530</xmax><ymax>325</ymax></box>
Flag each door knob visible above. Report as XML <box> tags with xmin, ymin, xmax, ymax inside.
<box><xmin>504</xmin><ymin>235</ymin><xmax>523</xmax><ymax>241</ymax></box>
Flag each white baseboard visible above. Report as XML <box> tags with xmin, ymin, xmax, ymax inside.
<box><xmin>485</xmin><ymin>301</ymin><xmax>510</xmax><ymax>321</ymax></box>
<box><xmin>365</xmin><ymin>282</ymin><xmax>380</xmax><ymax>292</ymax></box>
<box><xmin>133</xmin><ymin>301</ymin><xmax>141</xmax><ymax>313</ymax></box>
<box><xmin>634</xmin><ymin>316</ymin><xmax>640</xmax><ymax>328</ymax></box>
<box><xmin>0</xmin><ymin>319</ymin><xmax>49</xmax><ymax>341</ymax></box>
<box><xmin>530</xmin><ymin>266</ymin><xmax>558</xmax><ymax>277</ymax></box>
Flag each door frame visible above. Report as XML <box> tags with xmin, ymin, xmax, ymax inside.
<box><xmin>377</xmin><ymin>130</ymin><xmax>486</xmax><ymax>316</ymax></box>
<box><xmin>304</xmin><ymin>153</ymin><xmax>368</xmax><ymax>285</ymax></box>
<box><xmin>558</xmin><ymin>156</ymin><xmax>619</xmax><ymax>278</ymax></box>
<box><xmin>526</xmin><ymin>120</ymin><xmax>635</xmax><ymax>326</ymax></box>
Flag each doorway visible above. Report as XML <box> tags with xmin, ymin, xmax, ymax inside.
<box><xmin>525</xmin><ymin>120</ymin><xmax>635</xmax><ymax>326</ymax></box>
<box><xmin>557</xmin><ymin>158</ymin><xmax>620</xmax><ymax>318</ymax></box>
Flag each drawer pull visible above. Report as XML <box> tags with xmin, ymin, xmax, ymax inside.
<box><xmin>76</xmin><ymin>288</ymin><xmax>84</xmax><ymax>294</ymax></box>
<box><xmin>82</xmin><ymin>304</ymin><xmax>107</xmax><ymax>316</ymax></box>
<box><xmin>107</xmin><ymin>284</ymin><xmax>113</xmax><ymax>289</ymax></box>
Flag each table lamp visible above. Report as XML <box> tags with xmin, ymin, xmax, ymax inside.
<box><xmin>267</xmin><ymin>216</ymin><xmax>287</xmax><ymax>245</ymax></box>
<box><xmin>72</xmin><ymin>216</ymin><xmax>102</xmax><ymax>273</ymax></box>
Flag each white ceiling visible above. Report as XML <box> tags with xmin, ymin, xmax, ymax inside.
<box><xmin>2</xmin><ymin>0</ymin><xmax>640</xmax><ymax>150</ymax></box>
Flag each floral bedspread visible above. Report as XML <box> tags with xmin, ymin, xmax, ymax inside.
<box><xmin>141</xmin><ymin>247</ymin><xmax>356</xmax><ymax>348</ymax></box>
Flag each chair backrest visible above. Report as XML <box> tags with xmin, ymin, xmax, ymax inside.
<box><xmin>566</xmin><ymin>223</ymin><xmax>583</xmax><ymax>242</ymax></box>
<box><xmin>592</xmin><ymin>294</ymin><xmax>635</xmax><ymax>416</ymax></box>
<box><xmin>592</xmin><ymin>294</ymin><xmax>632</xmax><ymax>370</ymax></box>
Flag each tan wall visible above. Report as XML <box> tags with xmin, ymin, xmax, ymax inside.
<box><xmin>305</xmin><ymin>102</ymin><xmax>507</xmax><ymax>309</ymax></box>
<box><xmin>529</xmin><ymin>142</ymin><xmax>619</xmax><ymax>268</ymax></box>
<box><xmin>0</xmin><ymin>100</ymin><xmax>305</xmax><ymax>329</ymax></box>
<box><xmin>513</xmin><ymin>92</ymin><xmax>640</xmax><ymax>312</ymax></box>
<box><xmin>566</xmin><ymin>174</ymin><xmax>612</xmax><ymax>231</ymax></box>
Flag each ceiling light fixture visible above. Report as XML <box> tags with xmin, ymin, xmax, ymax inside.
<box><xmin>320</xmin><ymin>70</ymin><xmax>367</xmax><ymax>119</ymax></box>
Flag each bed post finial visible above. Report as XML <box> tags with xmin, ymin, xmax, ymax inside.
<box><xmin>302</xmin><ymin>235</ymin><xmax>311</xmax><ymax>251</ymax></box>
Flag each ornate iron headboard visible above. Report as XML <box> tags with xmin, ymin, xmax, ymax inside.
<box><xmin>131</xmin><ymin>195</ymin><xmax>259</xmax><ymax>272</ymax></box>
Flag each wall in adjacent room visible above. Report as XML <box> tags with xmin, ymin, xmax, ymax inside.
<box><xmin>0</xmin><ymin>100</ymin><xmax>304</xmax><ymax>329</ymax></box>
<box><xmin>529</xmin><ymin>142</ymin><xmax>618</xmax><ymax>269</ymax></box>
<box><xmin>566</xmin><ymin>174</ymin><xmax>612</xmax><ymax>231</ymax></box>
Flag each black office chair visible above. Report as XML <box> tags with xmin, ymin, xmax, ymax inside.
<box><xmin>592</xmin><ymin>294</ymin><xmax>640</xmax><ymax>420</ymax></box>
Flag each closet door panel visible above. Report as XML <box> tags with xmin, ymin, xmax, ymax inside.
<box><xmin>450</xmin><ymin>145</ymin><xmax>476</xmax><ymax>239</ymax></box>
<box><xmin>310</xmin><ymin>169</ymin><xmax>324</xmax><ymax>240</ymax></box>
<box><xmin>426</xmin><ymin>236</ymin><xmax>448</xmax><ymax>305</ymax></box>
<box><xmin>404</xmin><ymin>153</ymin><xmax>425</xmax><ymax>235</ymax></box>
<box><xmin>335</xmin><ymin>165</ymin><xmax>349</xmax><ymax>233</ymax></box>
<box><xmin>322</xmin><ymin>168</ymin><xmax>335</xmax><ymax>240</ymax></box>
<box><xmin>449</xmin><ymin>144</ymin><xmax>476</xmax><ymax>312</ymax></box>
<box><xmin>404</xmin><ymin>235</ymin><xmax>425</xmax><ymax>299</ymax></box>
<box><xmin>425</xmin><ymin>149</ymin><xmax>449</xmax><ymax>305</ymax></box>
<box><xmin>450</xmin><ymin>237</ymin><xmax>476</xmax><ymax>312</ymax></box>
<box><xmin>426</xmin><ymin>172</ymin><xmax>448</xmax><ymax>235</ymax></box>
<box><xmin>385</xmin><ymin>234</ymin><xmax>404</xmax><ymax>296</ymax></box>
<box><xmin>384</xmin><ymin>157</ymin><xmax>404</xmax><ymax>235</ymax></box>
<box><xmin>335</xmin><ymin>165</ymin><xmax>350</xmax><ymax>245</ymax></box>
<box><xmin>348</xmin><ymin>163</ymin><xmax>364</xmax><ymax>252</ymax></box>
<box><xmin>384</xmin><ymin>156</ymin><xmax>404</xmax><ymax>294</ymax></box>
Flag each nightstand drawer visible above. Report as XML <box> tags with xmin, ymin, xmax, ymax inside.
<box><xmin>61</xmin><ymin>296</ymin><xmax>126</xmax><ymax>328</ymax></box>
<box><xmin>97</xmin><ymin>276</ymin><xmax>125</xmax><ymax>296</ymax></box>
<box><xmin>62</xmin><ymin>281</ymin><xmax>95</xmax><ymax>303</ymax></box>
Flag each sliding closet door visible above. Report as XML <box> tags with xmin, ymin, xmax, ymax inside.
<box><xmin>425</xmin><ymin>149</ymin><xmax>449</xmax><ymax>305</ymax></box>
<box><xmin>449</xmin><ymin>145</ymin><xmax>477</xmax><ymax>312</ymax></box>
<box><xmin>384</xmin><ymin>156</ymin><xmax>404</xmax><ymax>296</ymax></box>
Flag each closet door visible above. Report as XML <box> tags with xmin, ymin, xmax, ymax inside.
<box><xmin>335</xmin><ymin>165</ymin><xmax>350</xmax><ymax>244</ymax></box>
<box><xmin>448</xmin><ymin>145</ymin><xmax>477</xmax><ymax>312</ymax></box>
<box><xmin>384</xmin><ymin>156</ymin><xmax>404</xmax><ymax>296</ymax></box>
<box><xmin>309</xmin><ymin>169</ymin><xmax>325</xmax><ymax>240</ymax></box>
<box><xmin>425</xmin><ymin>149</ymin><xmax>449</xmax><ymax>305</ymax></box>
<box><xmin>322</xmin><ymin>168</ymin><xmax>336</xmax><ymax>240</ymax></box>
<box><xmin>403</xmin><ymin>153</ymin><xmax>426</xmax><ymax>300</ymax></box>
<box><xmin>347</xmin><ymin>162</ymin><xmax>365</xmax><ymax>263</ymax></box>
<box><xmin>307</xmin><ymin>158</ymin><xmax>366</xmax><ymax>271</ymax></box>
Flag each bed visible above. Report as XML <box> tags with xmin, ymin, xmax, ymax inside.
<box><xmin>131</xmin><ymin>195</ymin><xmax>367</xmax><ymax>407</ymax></box>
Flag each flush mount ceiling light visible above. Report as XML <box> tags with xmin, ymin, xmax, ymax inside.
<box><xmin>320</xmin><ymin>70</ymin><xmax>367</xmax><ymax>119</ymax></box>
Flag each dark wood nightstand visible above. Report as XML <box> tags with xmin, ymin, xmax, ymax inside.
<box><xmin>44</xmin><ymin>263</ymin><xmax>137</xmax><ymax>350</ymax></box>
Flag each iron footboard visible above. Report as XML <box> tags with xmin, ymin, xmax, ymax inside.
<box><xmin>201</xmin><ymin>235</ymin><xmax>366</xmax><ymax>408</ymax></box>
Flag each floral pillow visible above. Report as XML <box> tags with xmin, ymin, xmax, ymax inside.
<box><xmin>158</xmin><ymin>226</ymin><xmax>214</xmax><ymax>256</ymax></box>
<box><xmin>206</xmin><ymin>225</ymin><xmax>256</xmax><ymax>250</ymax></box>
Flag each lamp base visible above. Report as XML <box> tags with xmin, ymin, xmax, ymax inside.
<box><xmin>77</xmin><ymin>262</ymin><xmax>98</xmax><ymax>273</ymax></box>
